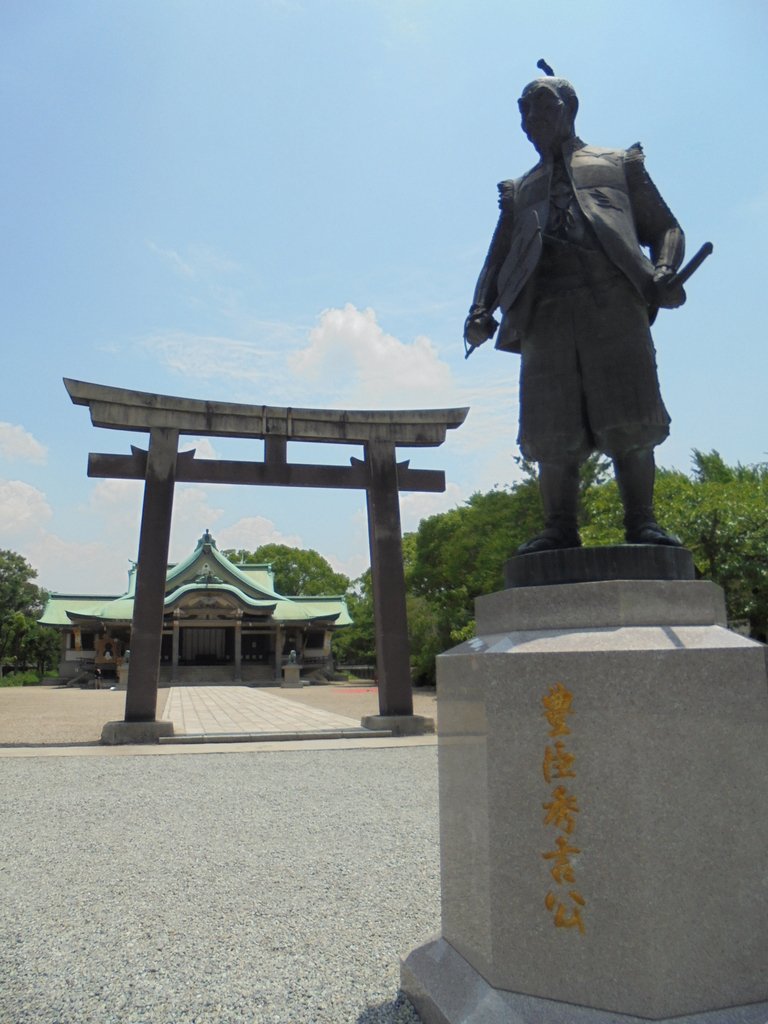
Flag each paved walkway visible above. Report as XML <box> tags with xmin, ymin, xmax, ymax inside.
<box><xmin>0</xmin><ymin>683</ymin><xmax>438</xmax><ymax>754</ymax></box>
<box><xmin>161</xmin><ymin>685</ymin><xmax>369</xmax><ymax>740</ymax></box>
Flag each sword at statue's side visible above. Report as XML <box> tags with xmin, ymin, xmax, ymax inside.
<box><xmin>464</xmin><ymin>242</ymin><xmax>713</xmax><ymax>359</ymax></box>
<box><xmin>668</xmin><ymin>241</ymin><xmax>714</xmax><ymax>288</ymax></box>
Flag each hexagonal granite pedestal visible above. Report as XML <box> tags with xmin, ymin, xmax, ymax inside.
<box><xmin>401</xmin><ymin>558</ymin><xmax>768</xmax><ymax>1023</ymax></box>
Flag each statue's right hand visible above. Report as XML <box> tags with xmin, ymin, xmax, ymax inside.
<box><xmin>464</xmin><ymin>309</ymin><xmax>499</xmax><ymax>349</ymax></box>
<box><xmin>651</xmin><ymin>267</ymin><xmax>686</xmax><ymax>309</ymax></box>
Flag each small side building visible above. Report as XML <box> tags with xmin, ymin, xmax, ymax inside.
<box><xmin>40</xmin><ymin>530</ymin><xmax>351</xmax><ymax>684</ymax></box>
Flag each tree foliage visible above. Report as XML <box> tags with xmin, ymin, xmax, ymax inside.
<box><xmin>224</xmin><ymin>543</ymin><xmax>350</xmax><ymax>597</ymax></box>
<box><xmin>330</xmin><ymin>569</ymin><xmax>375</xmax><ymax>666</ymax></box>
<box><xmin>402</xmin><ymin>481</ymin><xmax>545</xmax><ymax>683</ymax></box>
<box><xmin>0</xmin><ymin>550</ymin><xmax>59</xmax><ymax>674</ymax></box>
<box><xmin>226</xmin><ymin>451</ymin><xmax>768</xmax><ymax>682</ymax></box>
<box><xmin>583</xmin><ymin>450</ymin><xmax>768</xmax><ymax>639</ymax></box>
<box><xmin>403</xmin><ymin>450</ymin><xmax>768</xmax><ymax>680</ymax></box>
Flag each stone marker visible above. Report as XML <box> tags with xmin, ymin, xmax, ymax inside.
<box><xmin>401</xmin><ymin>563</ymin><xmax>768</xmax><ymax>1022</ymax></box>
<box><xmin>281</xmin><ymin>664</ymin><xmax>302</xmax><ymax>688</ymax></box>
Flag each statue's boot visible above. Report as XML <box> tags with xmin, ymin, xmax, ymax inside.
<box><xmin>614</xmin><ymin>449</ymin><xmax>682</xmax><ymax>546</ymax></box>
<box><xmin>517</xmin><ymin>460</ymin><xmax>582</xmax><ymax>555</ymax></box>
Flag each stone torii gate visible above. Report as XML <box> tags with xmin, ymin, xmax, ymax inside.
<box><xmin>64</xmin><ymin>379</ymin><xmax>467</xmax><ymax>743</ymax></box>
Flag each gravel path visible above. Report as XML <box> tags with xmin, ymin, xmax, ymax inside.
<box><xmin>0</xmin><ymin>746</ymin><xmax>439</xmax><ymax>1024</ymax></box>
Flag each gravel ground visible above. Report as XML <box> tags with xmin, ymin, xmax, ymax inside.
<box><xmin>0</xmin><ymin>687</ymin><xmax>171</xmax><ymax>746</ymax></box>
<box><xmin>0</xmin><ymin>746</ymin><xmax>439</xmax><ymax>1024</ymax></box>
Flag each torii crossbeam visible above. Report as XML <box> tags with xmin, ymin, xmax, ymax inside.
<box><xmin>65</xmin><ymin>379</ymin><xmax>468</xmax><ymax>740</ymax></box>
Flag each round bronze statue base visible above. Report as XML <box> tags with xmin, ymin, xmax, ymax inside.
<box><xmin>505</xmin><ymin>544</ymin><xmax>695</xmax><ymax>589</ymax></box>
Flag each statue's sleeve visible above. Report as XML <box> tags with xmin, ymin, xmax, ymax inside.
<box><xmin>469</xmin><ymin>181</ymin><xmax>516</xmax><ymax>314</ymax></box>
<box><xmin>624</xmin><ymin>145</ymin><xmax>685</xmax><ymax>270</ymax></box>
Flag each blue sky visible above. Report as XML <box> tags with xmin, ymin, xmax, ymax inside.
<box><xmin>1</xmin><ymin>0</ymin><xmax>766</xmax><ymax>594</ymax></box>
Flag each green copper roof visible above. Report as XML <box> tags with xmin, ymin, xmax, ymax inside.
<box><xmin>273</xmin><ymin>596</ymin><xmax>352</xmax><ymax>626</ymax></box>
<box><xmin>39</xmin><ymin>531</ymin><xmax>350</xmax><ymax>629</ymax></box>
<box><xmin>165</xmin><ymin>530</ymin><xmax>282</xmax><ymax>599</ymax></box>
<box><xmin>164</xmin><ymin>582</ymin><xmax>277</xmax><ymax>611</ymax></box>
<box><xmin>39</xmin><ymin>595</ymin><xmax>122</xmax><ymax>627</ymax></box>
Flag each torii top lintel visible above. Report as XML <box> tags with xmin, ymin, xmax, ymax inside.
<box><xmin>64</xmin><ymin>379</ymin><xmax>468</xmax><ymax>448</ymax></box>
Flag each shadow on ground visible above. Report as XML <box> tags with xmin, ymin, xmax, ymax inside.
<box><xmin>357</xmin><ymin>993</ymin><xmax>422</xmax><ymax>1023</ymax></box>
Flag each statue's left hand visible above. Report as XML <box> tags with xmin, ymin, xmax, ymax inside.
<box><xmin>464</xmin><ymin>308</ymin><xmax>499</xmax><ymax>349</ymax></box>
<box><xmin>652</xmin><ymin>266</ymin><xmax>686</xmax><ymax>309</ymax></box>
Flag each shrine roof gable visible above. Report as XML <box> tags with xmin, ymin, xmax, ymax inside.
<box><xmin>164</xmin><ymin>531</ymin><xmax>281</xmax><ymax>600</ymax></box>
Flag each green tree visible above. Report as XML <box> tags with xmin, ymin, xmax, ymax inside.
<box><xmin>402</xmin><ymin>482</ymin><xmax>545</xmax><ymax>683</ymax></box>
<box><xmin>0</xmin><ymin>550</ymin><xmax>57</xmax><ymax>673</ymax></box>
<box><xmin>408</xmin><ymin>485</ymin><xmax>541</xmax><ymax>608</ymax></box>
<box><xmin>14</xmin><ymin>620</ymin><xmax>60</xmax><ymax>675</ymax></box>
<box><xmin>406</xmin><ymin>592</ymin><xmax>443</xmax><ymax>685</ymax></box>
<box><xmin>582</xmin><ymin>450</ymin><xmax>768</xmax><ymax>641</ymax></box>
<box><xmin>224</xmin><ymin>544</ymin><xmax>350</xmax><ymax>596</ymax></box>
<box><xmin>330</xmin><ymin>569</ymin><xmax>376</xmax><ymax>667</ymax></box>
<box><xmin>404</xmin><ymin>450</ymin><xmax>768</xmax><ymax>680</ymax></box>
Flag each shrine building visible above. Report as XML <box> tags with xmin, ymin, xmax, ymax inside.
<box><xmin>40</xmin><ymin>530</ymin><xmax>351</xmax><ymax>684</ymax></box>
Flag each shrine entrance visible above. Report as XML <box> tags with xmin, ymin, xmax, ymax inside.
<box><xmin>179</xmin><ymin>627</ymin><xmax>230</xmax><ymax>665</ymax></box>
<box><xmin>65</xmin><ymin>379</ymin><xmax>467</xmax><ymax>740</ymax></box>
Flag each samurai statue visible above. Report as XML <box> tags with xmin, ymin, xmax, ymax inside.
<box><xmin>464</xmin><ymin>64</ymin><xmax>708</xmax><ymax>555</ymax></box>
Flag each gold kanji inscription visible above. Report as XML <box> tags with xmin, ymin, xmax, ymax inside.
<box><xmin>543</xmin><ymin>785</ymin><xmax>580</xmax><ymax>834</ymax></box>
<box><xmin>543</xmin><ymin>740</ymin><xmax>576</xmax><ymax>784</ymax></box>
<box><xmin>542</xmin><ymin>835</ymin><xmax>581</xmax><ymax>884</ymax></box>
<box><xmin>545</xmin><ymin>890</ymin><xmax>586</xmax><ymax>934</ymax></box>
<box><xmin>554</xmin><ymin>899</ymin><xmax>586</xmax><ymax>935</ymax></box>
<box><xmin>542</xmin><ymin>682</ymin><xmax>574</xmax><ymax>737</ymax></box>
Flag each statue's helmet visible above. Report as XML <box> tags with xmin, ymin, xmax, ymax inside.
<box><xmin>518</xmin><ymin>77</ymin><xmax>579</xmax><ymax>124</ymax></box>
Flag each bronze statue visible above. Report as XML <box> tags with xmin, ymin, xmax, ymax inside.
<box><xmin>465</xmin><ymin>69</ymin><xmax>709</xmax><ymax>555</ymax></box>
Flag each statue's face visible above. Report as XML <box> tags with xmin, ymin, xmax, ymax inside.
<box><xmin>519</xmin><ymin>85</ymin><xmax>573</xmax><ymax>155</ymax></box>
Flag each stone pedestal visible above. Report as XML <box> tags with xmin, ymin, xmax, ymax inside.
<box><xmin>401</xmin><ymin>574</ymin><xmax>768</xmax><ymax>1022</ymax></box>
<box><xmin>281</xmin><ymin>664</ymin><xmax>302</xmax><ymax>688</ymax></box>
<box><xmin>101</xmin><ymin>720</ymin><xmax>174</xmax><ymax>745</ymax></box>
<box><xmin>360</xmin><ymin>714</ymin><xmax>435</xmax><ymax>736</ymax></box>
<box><xmin>115</xmin><ymin>663</ymin><xmax>129</xmax><ymax>690</ymax></box>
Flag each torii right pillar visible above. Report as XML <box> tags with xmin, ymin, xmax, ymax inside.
<box><xmin>361</xmin><ymin>438</ymin><xmax>434</xmax><ymax>735</ymax></box>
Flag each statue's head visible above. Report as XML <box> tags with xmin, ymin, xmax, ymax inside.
<box><xmin>518</xmin><ymin>77</ymin><xmax>578</xmax><ymax>155</ymax></box>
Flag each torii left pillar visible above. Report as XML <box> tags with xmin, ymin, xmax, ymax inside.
<box><xmin>100</xmin><ymin>426</ymin><xmax>177</xmax><ymax>744</ymax></box>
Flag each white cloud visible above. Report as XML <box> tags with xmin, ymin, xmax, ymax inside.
<box><xmin>399</xmin><ymin>482</ymin><xmax>465</xmax><ymax>533</ymax></box>
<box><xmin>134</xmin><ymin>304</ymin><xmax>526</xmax><ymax>574</ymax></box>
<box><xmin>0</xmin><ymin>481</ymin><xmax>122</xmax><ymax>592</ymax></box>
<box><xmin>168</xmin><ymin>485</ymin><xmax>227</xmax><ymax>560</ymax></box>
<box><xmin>89</xmin><ymin>478</ymin><xmax>144</xmax><ymax>508</ymax></box>
<box><xmin>23</xmin><ymin>534</ymin><xmax>117</xmax><ymax>594</ymax></box>
<box><xmin>289</xmin><ymin>304</ymin><xmax>455</xmax><ymax>406</ymax></box>
<box><xmin>180</xmin><ymin>437</ymin><xmax>221</xmax><ymax>460</ymax></box>
<box><xmin>316</xmin><ymin>505</ymin><xmax>370</xmax><ymax>581</ymax></box>
<box><xmin>148</xmin><ymin>241</ymin><xmax>240</xmax><ymax>280</ymax></box>
<box><xmin>7</xmin><ymin>480</ymin><xmax>230</xmax><ymax>593</ymax></box>
<box><xmin>143</xmin><ymin>331</ymin><xmax>277</xmax><ymax>384</ymax></box>
<box><xmin>215</xmin><ymin>515</ymin><xmax>303</xmax><ymax>553</ymax></box>
<box><xmin>0</xmin><ymin>480</ymin><xmax>52</xmax><ymax>534</ymax></box>
<box><xmin>84</xmin><ymin>479</ymin><xmax>228</xmax><ymax>570</ymax></box>
<box><xmin>0</xmin><ymin>423</ymin><xmax>47</xmax><ymax>464</ymax></box>
<box><xmin>140</xmin><ymin>305</ymin><xmax>487</xmax><ymax>432</ymax></box>
<box><xmin>141</xmin><ymin>324</ymin><xmax>309</xmax><ymax>400</ymax></box>
<box><xmin>86</xmin><ymin>479</ymin><xmax>144</xmax><ymax>543</ymax></box>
